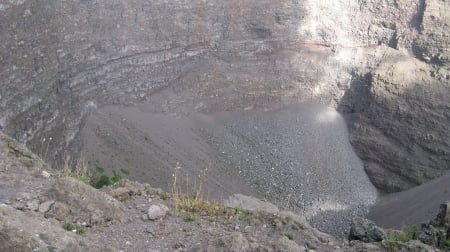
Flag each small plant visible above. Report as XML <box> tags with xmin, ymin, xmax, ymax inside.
<box><xmin>385</xmin><ymin>224</ymin><xmax>418</xmax><ymax>249</ymax></box>
<box><xmin>444</xmin><ymin>239</ymin><xmax>450</xmax><ymax>248</ymax></box>
<box><xmin>184</xmin><ymin>213</ymin><xmax>195</xmax><ymax>222</ymax></box>
<box><xmin>402</xmin><ymin>224</ymin><xmax>418</xmax><ymax>241</ymax></box>
<box><xmin>182</xmin><ymin>226</ymin><xmax>189</xmax><ymax>233</ymax></box>
<box><xmin>159</xmin><ymin>192</ymin><xmax>169</xmax><ymax>200</ymax></box>
<box><xmin>95</xmin><ymin>175</ymin><xmax>111</xmax><ymax>188</ymax></box>
<box><xmin>62</xmin><ymin>223</ymin><xmax>73</xmax><ymax>231</ymax></box>
<box><xmin>76</xmin><ymin>226</ymin><xmax>85</xmax><ymax>235</ymax></box>
<box><xmin>284</xmin><ymin>232</ymin><xmax>293</xmax><ymax>240</ymax></box>
<box><xmin>236</xmin><ymin>209</ymin><xmax>253</xmax><ymax>220</ymax></box>
<box><xmin>111</xmin><ymin>170</ymin><xmax>121</xmax><ymax>183</ymax></box>
<box><xmin>120</xmin><ymin>168</ymin><xmax>130</xmax><ymax>175</ymax></box>
<box><xmin>105</xmin><ymin>216</ymin><xmax>113</xmax><ymax>222</ymax></box>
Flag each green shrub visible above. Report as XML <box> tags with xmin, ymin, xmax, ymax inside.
<box><xmin>111</xmin><ymin>170</ymin><xmax>121</xmax><ymax>183</ymax></box>
<box><xmin>120</xmin><ymin>168</ymin><xmax>130</xmax><ymax>175</ymax></box>
<box><xmin>159</xmin><ymin>192</ymin><xmax>169</xmax><ymax>200</ymax></box>
<box><xmin>284</xmin><ymin>232</ymin><xmax>293</xmax><ymax>240</ymax></box>
<box><xmin>95</xmin><ymin>175</ymin><xmax>111</xmax><ymax>188</ymax></box>
<box><xmin>385</xmin><ymin>225</ymin><xmax>418</xmax><ymax>244</ymax></box>
<box><xmin>444</xmin><ymin>239</ymin><xmax>450</xmax><ymax>247</ymax></box>
<box><xmin>62</xmin><ymin>223</ymin><xmax>73</xmax><ymax>231</ymax></box>
<box><xmin>184</xmin><ymin>213</ymin><xmax>195</xmax><ymax>222</ymax></box>
<box><xmin>402</xmin><ymin>225</ymin><xmax>418</xmax><ymax>241</ymax></box>
<box><xmin>76</xmin><ymin>226</ymin><xmax>85</xmax><ymax>234</ymax></box>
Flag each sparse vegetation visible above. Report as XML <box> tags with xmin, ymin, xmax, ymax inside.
<box><xmin>62</xmin><ymin>223</ymin><xmax>85</xmax><ymax>235</ymax></box>
<box><xmin>92</xmin><ymin>165</ymin><xmax>130</xmax><ymax>188</ymax></box>
<box><xmin>184</xmin><ymin>213</ymin><xmax>195</xmax><ymax>222</ymax></box>
<box><xmin>444</xmin><ymin>239</ymin><xmax>450</xmax><ymax>248</ymax></box>
<box><xmin>76</xmin><ymin>226</ymin><xmax>85</xmax><ymax>235</ymax></box>
<box><xmin>182</xmin><ymin>226</ymin><xmax>189</xmax><ymax>233</ymax></box>
<box><xmin>62</xmin><ymin>223</ymin><xmax>73</xmax><ymax>231</ymax></box>
<box><xmin>284</xmin><ymin>232</ymin><xmax>293</xmax><ymax>240</ymax></box>
<box><xmin>170</xmin><ymin>163</ymin><xmax>254</xmax><ymax>224</ymax></box>
<box><xmin>159</xmin><ymin>192</ymin><xmax>169</xmax><ymax>200</ymax></box>
<box><xmin>384</xmin><ymin>224</ymin><xmax>418</xmax><ymax>250</ymax></box>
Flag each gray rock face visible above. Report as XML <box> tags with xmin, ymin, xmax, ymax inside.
<box><xmin>349</xmin><ymin>217</ymin><xmax>386</xmax><ymax>242</ymax></box>
<box><xmin>0</xmin><ymin>0</ymin><xmax>448</xmax><ymax>197</ymax></box>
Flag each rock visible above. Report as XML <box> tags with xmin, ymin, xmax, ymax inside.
<box><xmin>349</xmin><ymin>217</ymin><xmax>386</xmax><ymax>242</ymax></box>
<box><xmin>272</xmin><ymin>236</ymin><xmax>306</xmax><ymax>252</ymax></box>
<box><xmin>417</xmin><ymin>225</ymin><xmax>439</xmax><ymax>247</ymax></box>
<box><xmin>399</xmin><ymin>240</ymin><xmax>438</xmax><ymax>252</ymax></box>
<box><xmin>229</xmin><ymin>232</ymin><xmax>251</xmax><ymax>251</ymax></box>
<box><xmin>25</xmin><ymin>199</ymin><xmax>39</xmax><ymax>211</ymax></box>
<box><xmin>349</xmin><ymin>240</ymin><xmax>384</xmax><ymax>251</ymax></box>
<box><xmin>278</xmin><ymin>211</ymin><xmax>311</xmax><ymax>230</ymax></box>
<box><xmin>0</xmin><ymin>204</ymin><xmax>112</xmax><ymax>252</ymax></box>
<box><xmin>48</xmin><ymin>177</ymin><xmax>127</xmax><ymax>225</ymax></box>
<box><xmin>44</xmin><ymin>202</ymin><xmax>72</xmax><ymax>222</ymax></box>
<box><xmin>147</xmin><ymin>203</ymin><xmax>169</xmax><ymax>220</ymax></box>
<box><xmin>431</xmin><ymin>202</ymin><xmax>450</xmax><ymax>227</ymax></box>
<box><xmin>225</xmin><ymin>194</ymin><xmax>279</xmax><ymax>214</ymax></box>
<box><xmin>109</xmin><ymin>187</ymin><xmax>131</xmax><ymax>201</ymax></box>
<box><xmin>38</xmin><ymin>200</ymin><xmax>55</xmax><ymax>213</ymax></box>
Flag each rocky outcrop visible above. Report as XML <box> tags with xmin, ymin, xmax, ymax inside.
<box><xmin>47</xmin><ymin>177</ymin><xmax>127</xmax><ymax>225</ymax></box>
<box><xmin>0</xmin><ymin>204</ymin><xmax>111</xmax><ymax>252</ymax></box>
<box><xmin>225</xmin><ymin>194</ymin><xmax>280</xmax><ymax>214</ymax></box>
<box><xmin>349</xmin><ymin>217</ymin><xmax>386</xmax><ymax>242</ymax></box>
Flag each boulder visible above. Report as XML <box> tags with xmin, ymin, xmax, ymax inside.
<box><xmin>48</xmin><ymin>177</ymin><xmax>127</xmax><ymax>225</ymax></box>
<box><xmin>349</xmin><ymin>217</ymin><xmax>386</xmax><ymax>242</ymax></box>
<box><xmin>147</xmin><ymin>204</ymin><xmax>169</xmax><ymax>221</ymax></box>
<box><xmin>271</xmin><ymin>236</ymin><xmax>306</xmax><ymax>252</ymax></box>
<box><xmin>417</xmin><ymin>225</ymin><xmax>439</xmax><ymax>247</ymax></box>
<box><xmin>225</xmin><ymin>194</ymin><xmax>279</xmax><ymax>214</ymax></box>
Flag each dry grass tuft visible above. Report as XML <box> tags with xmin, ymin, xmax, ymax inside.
<box><xmin>170</xmin><ymin>163</ymin><xmax>227</xmax><ymax>218</ymax></box>
<box><xmin>60</xmin><ymin>153</ymin><xmax>92</xmax><ymax>184</ymax></box>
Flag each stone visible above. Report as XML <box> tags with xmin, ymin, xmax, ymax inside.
<box><xmin>229</xmin><ymin>232</ymin><xmax>251</xmax><ymax>251</ymax></box>
<box><xmin>417</xmin><ymin>225</ymin><xmax>439</xmax><ymax>247</ymax></box>
<box><xmin>349</xmin><ymin>217</ymin><xmax>386</xmax><ymax>242</ymax></box>
<box><xmin>108</xmin><ymin>187</ymin><xmax>131</xmax><ymax>201</ymax></box>
<box><xmin>44</xmin><ymin>202</ymin><xmax>72</xmax><ymax>222</ymax></box>
<box><xmin>225</xmin><ymin>194</ymin><xmax>279</xmax><ymax>214</ymax></box>
<box><xmin>432</xmin><ymin>202</ymin><xmax>450</xmax><ymax>227</ymax></box>
<box><xmin>25</xmin><ymin>199</ymin><xmax>39</xmax><ymax>211</ymax></box>
<box><xmin>271</xmin><ymin>236</ymin><xmax>306</xmax><ymax>252</ymax></box>
<box><xmin>48</xmin><ymin>177</ymin><xmax>127</xmax><ymax>225</ymax></box>
<box><xmin>278</xmin><ymin>211</ymin><xmax>312</xmax><ymax>230</ymax></box>
<box><xmin>38</xmin><ymin>200</ymin><xmax>55</xmax><ymax>213</ymax></box>
<box><xmin>147</xmin><ymin>204</ymin><xmax>169</xmax><ymax>221</ymax></box>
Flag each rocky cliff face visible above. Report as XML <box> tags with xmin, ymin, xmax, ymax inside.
<box><xmin>0</xmin><ymin>0</ymin><xmax>449</xmax><ymax>193</ymax></box>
